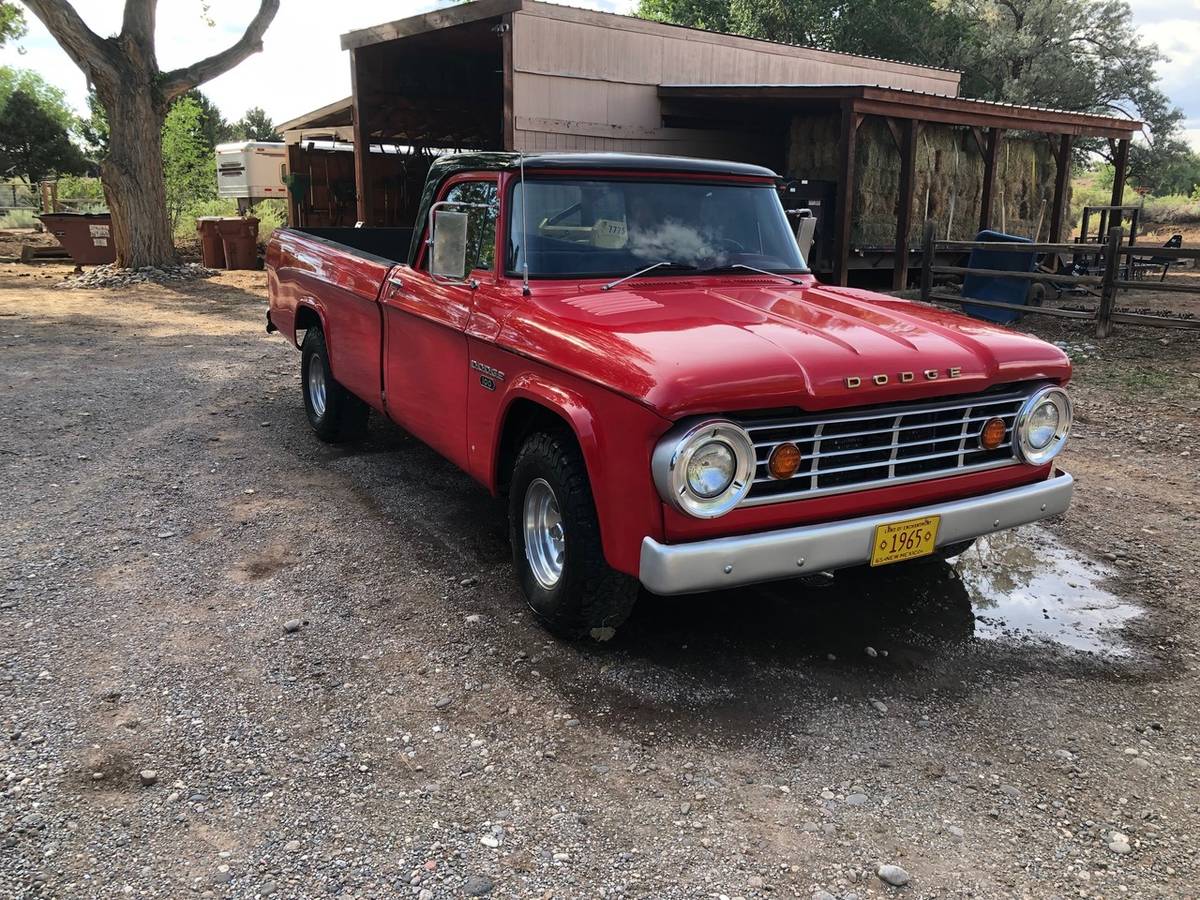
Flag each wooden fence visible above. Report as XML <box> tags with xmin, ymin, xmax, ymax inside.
<box><xmin>919</xmin><ymin>221</ymin><xmax>1200</xmax><ymax>337</ymax></box>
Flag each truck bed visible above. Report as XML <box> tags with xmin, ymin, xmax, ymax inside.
<box><xmin>292</xmin><ymin>227</ymin><xmax>415</xmax><ymax>264</ymax></box>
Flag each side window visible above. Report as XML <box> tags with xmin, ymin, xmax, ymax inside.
<box><xmin>442</xmin><ymin>181</ymin><xmax>498</xmax><ymax>272</ymax></box>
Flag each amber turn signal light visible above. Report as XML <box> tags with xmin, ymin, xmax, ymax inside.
<box><xmin>980</xmin><ymin>416</ymin><xmax>1007</xmax><ymax>450</ymax></box>
<box><xmin>767</xmin><ymin>442</ymin><xmax>802</xmax><ymax>479</ymax></box>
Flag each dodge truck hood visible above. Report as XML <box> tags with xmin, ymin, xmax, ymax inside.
<box><xmin>499</xmin><ymin>279</ymin><xmax>1071</xmax><ymax>419</ymax></box>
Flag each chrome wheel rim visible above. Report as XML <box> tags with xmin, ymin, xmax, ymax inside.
<box><xmin>523</xmin><ymin>478</ymin><xmax>565</xmax><ymax>590</ymax></box>
<box><xmin>308</xmin><ymin>357</ymin><xmax>327</xmax><ymax>418</ymax></box>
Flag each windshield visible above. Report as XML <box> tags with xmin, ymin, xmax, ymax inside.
<box><xmin>507</xmin><ymin>178</ymin><xmax>808</xmax><ymax>279</ymax></box>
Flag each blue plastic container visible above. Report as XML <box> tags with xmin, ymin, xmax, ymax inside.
<box><xmin>961</xmin><ymin>229</ymin><xmax>1036</xmax><ymax>324</ymax></box>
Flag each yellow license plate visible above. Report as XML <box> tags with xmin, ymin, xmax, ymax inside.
<box><xmin>870</xmin><ymin>515</ymin><xmax>941</xmax><ymax>566</ymax></box>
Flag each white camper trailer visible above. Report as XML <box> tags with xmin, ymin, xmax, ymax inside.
<box><xmin>215</xmin><ymin>142</ymin><xmax>287</xmax><ymax>212</ymax></box>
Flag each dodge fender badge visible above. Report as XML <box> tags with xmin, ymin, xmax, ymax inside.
<box><xmin>470</xmin><ymin>360</ymin><xmax>504</xmax><ymax>381</ymax></box>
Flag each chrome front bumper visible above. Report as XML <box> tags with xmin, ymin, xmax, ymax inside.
<box><xmin>639</xmin><ymin>471</ymin><xmax>1074</xmax><ymax>595</ymax></box>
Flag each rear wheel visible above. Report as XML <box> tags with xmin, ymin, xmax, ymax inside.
<box><xmin>508</xmin><ymin>431</ymin><xmax>639</xmax><ymax>641</ymax></box>
<box><xmin>300</xmin><ymin>327</ymin><xmax>369</xmax><ymax>442</ymax></box>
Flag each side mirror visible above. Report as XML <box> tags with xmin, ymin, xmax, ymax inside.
<box><xmin>430</xmin><ymin>208</ymin><xmax>469</xmax><ymax>281</ymax></box>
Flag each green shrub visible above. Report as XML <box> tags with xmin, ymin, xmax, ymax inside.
<box><xmin>174</xmin><ymin>197</ymin><xmax>287</xmax><ymax>243</ymax></box>
<box><xmin>56</xmin><ymin>175</ymin><xmax>107</xmax><ymax>212</ymax></box>
<box><xmin>1139</xmin><ymin>194</ymin><xmax>1200</xmax><ymax>225</ymax></box>
<box><xmin>0</xmin><ymin>207</ymin><xmax>39</xmax><ymax>228</ymax></box>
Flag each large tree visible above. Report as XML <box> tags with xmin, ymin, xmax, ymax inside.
<box><xmin>16</xmin><ymin>1</ymin><xmax>280</xmax><ymax>268</ymax></box>
<box><xmin>233</xmin><ymin>106</ymin><xmax>281</xmax><ymax>142</ymax></box>
<box><xmin>0</xmin><ymin>87</ymin><xmax>87</xmax><ymax>183</ymax></box>
<box><xmin>638</xmin><ymin>0</ymin><xmax>979</xmax><ymax>73</ymax></box>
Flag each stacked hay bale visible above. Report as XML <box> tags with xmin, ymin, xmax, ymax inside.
<box><xmin>787</xmin><ymin>115</ymin><xmax>1063</xmax><ymax>247</ymax></box>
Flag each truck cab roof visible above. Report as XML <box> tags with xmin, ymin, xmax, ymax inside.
<box><xmin>427</xmin><ymin>151</ymin><xmax>779</xmax><ymax>181</ymax></box>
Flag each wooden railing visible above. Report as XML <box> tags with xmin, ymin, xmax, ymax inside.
<box><xmin>919</xmin><ymin>221</ymin><xmax>1200</xmax><ymax>337</ymax></box>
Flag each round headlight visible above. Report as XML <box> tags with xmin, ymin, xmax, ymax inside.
<box><xmin>686</xmin><ymin>440</ymin><xmax>736</xmax><ymax>498</ymax></box>
<box><xmin>1015</xmin><ymin>386</ymin><xmax>1072</xmax><ymax>465</ymax></box>
<box><xmin>1026</xmin><ymin>401</ymin><xmax>1060</xmax><ymax>449</ymax></box>
<box><xmin>652</xmin><ymin>420</ymin><xmax>756</xmax><ymax>518</ymax></box>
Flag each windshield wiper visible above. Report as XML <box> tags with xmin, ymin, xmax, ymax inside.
<box><xmin>700</xmin><ymin>263</ymin><xmax>805</xmax><ymax>285</ymax></box>
<box><xmin>600</xmin><ymin>261</ymin><xmax>697</xmax><ymax>292</ymax></box>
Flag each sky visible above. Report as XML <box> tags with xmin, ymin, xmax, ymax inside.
<box><xmin>0</xmin><ymin>0</ymin><xmax>1196</xmax><ymax>147</ymax></box>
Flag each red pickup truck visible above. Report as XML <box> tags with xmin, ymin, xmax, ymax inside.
<box><xmin>266</xmin><ymin>152</ymin><xmax>1074</xmax><ymax>640</ymax></box>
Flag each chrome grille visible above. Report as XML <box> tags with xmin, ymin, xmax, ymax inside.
<box><xmin>738</xmin><ymin>387</ymin><xmax>1031</xmax><ymax>506</ymax></box>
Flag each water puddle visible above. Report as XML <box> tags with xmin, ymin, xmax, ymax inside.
<box><xmin>615</xmin><ymin>524</ymin><xmax>1142</xmax><ymax>662</ymax></box>
<box><xmin>953</xmin><ymin>525</ymin><xmax>1141</xmax><ymax>656</ymax></box>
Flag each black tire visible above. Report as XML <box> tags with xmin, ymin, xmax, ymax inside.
<box><xmin>300</xmin><ymin>327</ymin><xmax>369</xmax><ymax>443</ymax></box>
<box><xmin>508</xmin><ymin>431</ymin><xmax>639</xmax><ymax>641</ymax></box>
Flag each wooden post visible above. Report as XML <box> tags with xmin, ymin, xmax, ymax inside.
<box><xmin>501</xmin><ymin>14</ymin><xmax>515</xmax><ymax>150</ymax></box>
<box><xmin>893</xmin><ymin>119</ymin><xmax>918</xmax><ymax>290</ymax></box>
<box><xmin>1095</xmin><ymin>225</ymin><xmax>1123</xmax><ymax>338</ymax></box>
<box><xmin>1048</xmin><ymin>133</ymin><xmax>1073</xmax><ymax>243</ymax></box>
<box><xmin>979</xmin><ymin>128</ymin><xmax>1002</xmax><ymax>232</ymax></box>
<box><xmin>920</xmin><ymin>219</ymin><xmax>935</xmax><ymax>302</ymax></box>
<box><xmin>285</xmin><ymin>143</ymin><xmax>302</xmax><ymax>227</ymax></box>
<box><xmin>833</xmin><ymin>102</ymin><xmax>861</xmax><ymax>286</ymax></box>
<box><xmin>1110</xmin><ymin>138</ymin><xmax>1130</xmax><ymax>211</ymax></box>
<box><xmin>350</xmin><ymin>47</ymin><xmax>372</xmax><ymax>225</ymax></box>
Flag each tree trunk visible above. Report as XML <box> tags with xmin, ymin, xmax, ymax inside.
<box><xmin>99</xmin><ymin>89</ymin><xmax>177</xmax><ymax>269</ymax></box>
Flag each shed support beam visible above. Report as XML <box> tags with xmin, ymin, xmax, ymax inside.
<box><xmin>1048</xmin><ymin>133</ymin><xmax>1073</xmax><ymax>243</ymax></box>
<box><xmin>350</xmin><ymin>48</ymin><xmax>372</xmax><ymax>225</ymax></box>
<box><xmin>893</xmin><ymin>119</ymin><xmax>918</xmax><ymax>290</ymax></box>
<box><xmin>834</xmin><ymin>103</ymin><xmax>862</xmax><ymax>286</ymax></box>
<box><xmin>979</xmin><ymin>128</ymin><xmax>1003</xmax><ymax>233</ymax></box>
<box><xmin>285</xmin><ymin>143</ymin><xmax>301</xmax><ymax>227</ymax></box>
<box><xmin>1110</xmin><ymin>138</ymin><xmax>1130</xmax><ymax>211</ymax></box>
<box><xmin>501</xmin><ymin>13</ymin><xmax>514</xmax><ymax>150</ymax></box>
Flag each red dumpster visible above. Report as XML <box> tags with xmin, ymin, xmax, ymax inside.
<box><xmin>38</xmin><ymin>212</ymin><xmax>117</xmax><ymax>266</ymax></box>
<box><xmin>216</xmin><ymin>216</ymin><xmax>259</xmax><ymax>270</ymax></box>
<box><xmin>196</xmin><ymin>216</ymin><xmax>227</xmax><ymax>268</ymax></box>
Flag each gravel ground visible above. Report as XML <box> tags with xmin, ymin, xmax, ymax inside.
<box><xmin>1</xmin><ymin>267</ymin><xmax>1198</xmax><ymax>899</ymax></box>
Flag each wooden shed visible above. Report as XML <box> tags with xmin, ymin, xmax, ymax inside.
<box><xmin>281</xmin><ymin>0</ymin><xmax>1141</xmax><ymax>286</ymax></box>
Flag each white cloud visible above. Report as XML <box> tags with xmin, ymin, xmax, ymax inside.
<box><xmin>1128</xmin><ymin>0</ymin><xmax>1200</xmax><ymax>149</ymax></box>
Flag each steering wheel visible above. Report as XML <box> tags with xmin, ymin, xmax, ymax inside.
<box><xmin>715</xmin><ymin>237</ymin><xmax>746</xmax><ymax>253</ymax></box>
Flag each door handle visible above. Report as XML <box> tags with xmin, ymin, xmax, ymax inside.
<box><xmin>387</xmin><ymin>276</ymin><xmax>405</xmax><ymax>292</ymax></box>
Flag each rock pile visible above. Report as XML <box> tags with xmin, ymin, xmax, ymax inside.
<box><xmin>55</xmin><ymin>262</ymin><xmax>217</xmax><ymax>289</ymax></box>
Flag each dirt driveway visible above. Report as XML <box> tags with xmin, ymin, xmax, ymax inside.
<box><xmin>1</xmin><ymin>267</ymin><xmax>1198</xmax><ymax>899</ymax></box>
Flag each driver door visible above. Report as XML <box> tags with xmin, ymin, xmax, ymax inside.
<box><xmin>381</xmin><ymin>176</ymin><xmax>499</xmax><ymax>470</ymax></box>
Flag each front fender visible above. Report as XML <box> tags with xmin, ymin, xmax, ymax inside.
<box><xmin>483</xmin><ymin>367</ymin><xmax>670</xmax><ymax>578</ymax></box>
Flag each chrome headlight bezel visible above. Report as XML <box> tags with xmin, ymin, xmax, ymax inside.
<box><xmin>1015</xmin><ymin>386</ymin><xmax>1072</xmax><ymax>465</ymax></box>
<box><xmin>652</xmin><ymin>419</ymin><xmax>756</xmax><ymax>518</ymax></box>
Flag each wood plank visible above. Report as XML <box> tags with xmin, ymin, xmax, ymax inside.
<box><xmin>930</xmin><ymin>265</ymin><xmax>1102</xmax><ymax>286</ymax></box>
<box><xmin>979</xmin><ymin>128</ymin><xmax>1002</xmax><ymax>232</ymax></box>
<box><xmin>1113</xmin><ymin>280</ymin><xmax>1200</xmax><ymax>294</ymax></box>
<box><xmin>893</xmin><ymin>118</ymin><xmax>917</xmax><ymax>291</ymax></box>
<box><xmin>350</xmin><ymin>48</ymin><xmax>371</xmax><ymax>225</ymax></box>
<box><xmin>1095</xmin><ymin>226</ymin><xmax>1123</xmax><ymax>338</ymax></box>
<box><xmin>926</xmin><ymin>292</ymin><xmax>1096</xmax><ymax>319</ymax></box>
<box><xmin>1116</xmin><ymin>247</ymin><xmax>1200</xmax><ymax>260</ymax></box>
<box><xmin>341</xmin><ymin>0</ymin><xmax>522</xmax><ymax>50</ymax></box>
<box><xmin>936</xmin><ymin>240</ymin><xmax>1088</xmax><ymax>253</ymax></box>
<box><xmin>834</xmin><ymin>102</ymin><xmax>860</xmax><ymax>287</ymax></box>
<box><xmin>1110</xmin><ymin>138</ymin><xmax>1129</xmax><ymax>213</ymax></box>
<box><xmin>1048</xmin><ymin>134</ymin><xmax>1072</xmax><ymax>242</ymax></box>
<box><xmin>1109</xmin><ymin>311</ymin><xmax>1200</xmax><ymax>329</ymax></box>
<box><xmin>501</xmin><ymin>14</ymin><xmax>514</xmax><ymax>150</ymax></box>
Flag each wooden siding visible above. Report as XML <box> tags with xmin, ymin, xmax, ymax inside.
<box><xmin>510</xmin><ymin>2</ymin><xmax>961</xmax><ymax>156</ymax></box>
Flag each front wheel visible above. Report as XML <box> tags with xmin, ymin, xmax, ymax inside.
<box><xmin>508</xmin><ymin>431</ymin><xmax>639</xmax><ymax>641</ymax></box>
